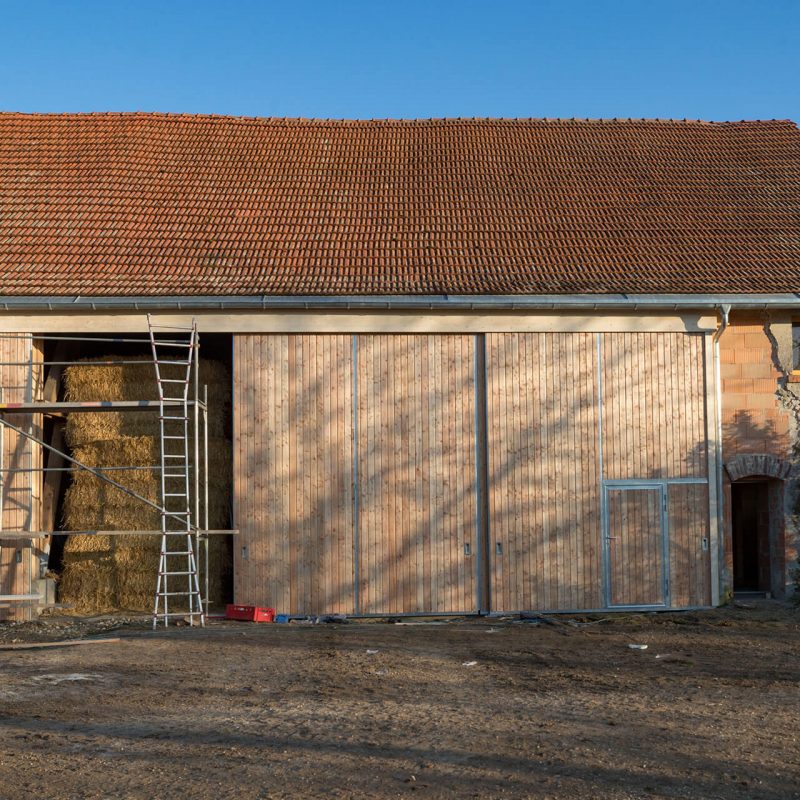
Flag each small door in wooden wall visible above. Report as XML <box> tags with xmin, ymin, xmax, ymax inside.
<box><xmin>606</xmin><ymin>485</ymin><xmax>666</xmax><ymax>607</ymax></box>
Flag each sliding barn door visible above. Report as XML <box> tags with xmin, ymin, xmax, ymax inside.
<box><xmin>234</xmin><ymin>334</ymin><xmax>479</xmax><ymax>616</ymax></box>
<box><xmin>485</xmin><ymin>333</ymin><xmax>602</xmax><ymax>612</ymax></box>
<box><xmin>356</xmin><ymin>335</ymin><xmax>479</xmax><ymax>615</ymax></box>
<box><xmin>233</xmin><ymin>335</ymin><xmax>356</xmax><ymax>615</ymax></box>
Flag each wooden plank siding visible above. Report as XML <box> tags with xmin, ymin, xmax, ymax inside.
<box><xmin>607</xmin><ymin>486</ymin><xmax>665</xmax><ymax>606</ymax></box>
<box><xmin>600</xmin><ymin>332</ymin><xmax>711</xmax><ymax>608</ymax></box>
<box><xmin>486</xmin><ymin>333</ymin><xmax>602</xmax><ymax>612</ymax></box>
<box><xmin>0</xmin><ymin>336</ymin><xmax>43</xmax><ymax>621</ymax></box>
<box><xmin>356</xmin><ymin>335</ymin><xmax>478</xmax><ymax>614</ymax></box>
<box><xmin>486</xmin><ymin>331</ymin><xmax>709</xmax><ymax>613</ymax></box>
<box><xmin>600</xmin><ymin>333</ymin><xmax>707</xmax><ymax>479</ymax></box>
<box><xmin>233</xmin><ymin>334</ymin><xmax>478</xmax><ymax>615</ymax></box>
<box><xmin>668</xmin><ymin>483</ymin><xmax>712</xmax><ymax>607</ymax></box>
<box><xmin>233</xmin><ymin>330</ymin><xmax>711</xmax><ymax>616</ymax></box>
<box><xmin>233</xmin><ymin>335</ymin><xmax>356</xmax><ymax>614</ymax></box>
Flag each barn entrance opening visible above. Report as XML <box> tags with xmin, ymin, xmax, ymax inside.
<box><xmin>37</xmin><ymin>330</ymin><xmax>234</xmax><ymax>612</ymax></box>
<box><xmin>730</xmin><ymin>480</ymin><xmax>771</xmax><ymax>595</ymax></box>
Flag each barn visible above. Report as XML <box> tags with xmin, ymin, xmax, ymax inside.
<box><xmin>1</xmin><ymin>114</ymin><xmax>798</xmax><ymax>620</ymax></box>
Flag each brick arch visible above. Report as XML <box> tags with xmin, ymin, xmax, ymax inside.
<box><xmin>725</xmin><ymin>454</ymin><xmax>792</xmax><ymax>482</ymax></box>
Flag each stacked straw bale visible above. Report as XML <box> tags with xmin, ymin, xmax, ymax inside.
<box><xmin>59</xmin><ymin>356</ymin><xmax>231</xmax><ymax>613</ymax></box>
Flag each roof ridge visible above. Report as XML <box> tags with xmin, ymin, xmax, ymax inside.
<box><xmin>0</xmin><ymin>111</ymin><xmax>795</xmax><ymax>127</ymax></box>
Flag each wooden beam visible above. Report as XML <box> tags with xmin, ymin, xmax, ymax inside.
<box><xmin>0</xmin><ymin>311</ymin><xmax>717</xmax><ymax>335</ymax></box>
<box><xmin>0</xmin><ymin>637</ymin><xmax>121</xmax><ymax>651</ymax></box>
<box><xmin>41</xmin><ymin>421</ymin><xmax>65</xmax><ymax>538</ymax></box>
<box><xmin>0</xmin><ymin>529</ymin><xmax>239</xmax><ymax>539</ymax></box>
<box><xmin>0</xmin><ymin>400</ymin><xmax>186</xmax><ymax>415</ymax></box>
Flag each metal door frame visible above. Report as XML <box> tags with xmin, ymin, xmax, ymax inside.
<box><xmin>602</xmin><ymin>480</ymin><xmax>670</xmax><ymax>608</ymax></box>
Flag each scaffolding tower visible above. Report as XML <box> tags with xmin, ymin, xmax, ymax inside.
<box><xmin>0</xmin><ymin>319</ymin><xmax>222</xmax><ymax>627</ymax></box>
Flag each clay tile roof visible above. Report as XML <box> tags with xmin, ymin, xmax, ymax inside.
<box><xmin>0</xmin><ymin>112</ymin><xmax>799</xmax><ymax>296</ymax></box>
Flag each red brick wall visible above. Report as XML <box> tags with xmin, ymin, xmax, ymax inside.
<box><xmin>719</xmin><ymin>316</ymin><xmax>795</xmax><ymax>599</ymax></box>
<box><xmin>720</xmin><ymin>318</ymin><xmax>790</xmax><ymax>460</ymax></box>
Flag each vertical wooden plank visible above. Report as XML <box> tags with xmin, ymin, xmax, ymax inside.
<box><xmin>517</xmin><ymin>333</ymin><xmax>529</xmax><ymax>610</ymax></box>
<box><xmin>410</xmin><ymin>338</ymin><xmax>422</xmax><ymax>612</ymax></box>
<box><xmin>568</xmin><ymin>334</ymin><xmax>580</xmax><ymax>609</ymax></box>
<box><xmin>550</xmin><ymin>334</ymin><xmax>563</xmax><ymax>608</ymax></box>
<box><xmin>446</xmin><ymin>335</ymin><xmax>458</xmax><ymax>612</ymax></box>
<box><xmin>356</xmin><ymin>337</ymin><xmax>368</xmax><ymax>612</ymax></box>
<box><xmin>419</xmin><ymin>337</ymin><xmax>432</xmax><ymax>612</ymax></box>
<box><xmin>254</xmin><ymin>334</ymin><xmax>265</xmax><ymax>605</ymax></box>
<box><xmin>276</xmin><ymin>336</ymin><xmax>287</xmax><ymax>612</ymax></box>
<box><xmin>536</xmin><ymin>332</ymin><xmax>550</xmax><ymax>610</ymax></box>
<box><xmin>231</xmin><ymin>337</ymin><xmax>240</xmax><ymax>605</ymax></box>
<box><xmin>341</xmin><ymin>335</ymin><xmax>353</xmax><ymax>613</ymax></box>
<box><xmin>430</xmin><ymin>336</ymin><xmax>441</xmax><ymax>611</ymax></box>
<box><xmin>666</xmin><ymin>334</ymin><xmax>679</xmax><ymax>477</ymax></box>
<box><xmin>245</xmin><ymin>334</ymin><xmax>257</xmax><ymax>605</ymax></box>
<box><xmin>497</xmin><ymin>334</ymin><xmax>510</xmax><ymax>611</ymax></box>
<box><xmin>398</xmin><ymin>335</ymin><xmax>409</xmax><ymax>614</ymax></box>
<box><xmin>584</xmin><ymin>332</ymin><xmax>597</xmax><ymax>607</ymax></box>
<box><xmin>371</xmin><ymin>335</ymin><xmax>381</xmax><ymax>614</ymax></box>
<box><xmin>286</xmin><ymin>336</ymin><xmax>298</xmax><ymax>614</ymax></box>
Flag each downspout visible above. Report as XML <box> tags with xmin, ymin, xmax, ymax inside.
<box><xmin>711</xmin><ymin>304</ymin><xmax>731</xmax><ymax>604</ymax></box>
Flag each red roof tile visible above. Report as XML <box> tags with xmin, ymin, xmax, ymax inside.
<box><xmin>0</xmin><ymin>113</ymin><xmax>799</xmax><ymax>296</ymax></box>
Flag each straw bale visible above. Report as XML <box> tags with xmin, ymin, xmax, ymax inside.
<box><xmin>60</xmin><ymin>434</ymin><xmax>231</xmax><ymax>611</ymax></box>
<box><xmin>64</xmin><ymin>356</ymin><xmax>230</xmax><ymax>446</ymax></box>
<box><xmin>58</xmin><ymin>560</ymin><xmax>116</xmax><ymax>614</ymax></box>
<box><xmin>59</xmin><ymin>353</ymin><xmax>232</xmax><ymax>613</ymax></box>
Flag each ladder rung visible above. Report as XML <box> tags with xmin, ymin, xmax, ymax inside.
<box><xmin>160</xmin><ymin>416</ymin><xmax>188</xmax><ymax>421</ymax></box>
<box><xmin>150</xmin><ymin>323</ymin><xmax>195</xmax><ymax>331</ymax></box>
<box><xmin>157</xmin><ymin>591</ymin><xmax>201</xmax><ymax>597</ymax></box>
<box><xmin>156</xmin><ymin>360</ymin><xmax>192</xmax><ymax>366</ymax></box>
<box><xmin>163</xmin><ymin>435</ymin><xmax>186</xmax><ymax>440</ymax></box>
<box><xmin>163</xmin><ymin>492</ymin><xmax>188</xmax><ymax>497</ymax></box>
<box><xmin>160</xmin><ymin>378</ymin><xmax>190</xmax><ymax>384</ymax></box>
<box><xmin>161</xmin><ymin>551</ymin><xmax>193</xmax><ymax>556</ymax></box>
<box><xmin>159</xmin><ymin>570</ymin><xmax>196</xmax><ymax>576</ymax></box>
<box><xmin>163</xmin><ymin>474</ymin><xmax>186</xmax><ymax>479</ymax></box>
<box><xmin>151</xmin><ymin>341</ymin><xmax>194</xmax><ymax>347</ymax></box>
<box><xmin>163</xmin><ymin>454</ymin><xmax>186</xmax><ymax>459</ymax></box>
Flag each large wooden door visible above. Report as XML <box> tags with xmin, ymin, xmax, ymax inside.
<box><xmin>233</xmin><ymin>335</ymin><xmax>356</xmax><ymax>615</ymax></box>
<box><xmin>606</xmin><ymin>485</ymin><xmax>667</xmax><ymax>607</ymax></box>
<box><xmin>233</xmin><ymin>334</ymin><xmax>479</xmax><ymax>616</ymax></box>
<box><xmin>356</xmin><ymin>335</ymin><xmax>479</xmax><ymax>615</ymax></box>
<box><xmin>485</xmin><ymin>333</ymin><xmax>602</xmax><ymax>612</ymax></box>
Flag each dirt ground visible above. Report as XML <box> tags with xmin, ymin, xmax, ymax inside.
<box><xmin>0</xmin><ymin>602</ymin><xmax>798</xmax><ymax>800</ymax></box>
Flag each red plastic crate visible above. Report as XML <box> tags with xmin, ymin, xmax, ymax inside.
<box><xmin>225</xmin><ymin>604</ymin><xmax>276</xmax><ymax>623</ymax></box>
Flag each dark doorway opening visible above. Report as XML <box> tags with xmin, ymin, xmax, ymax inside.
<box><xmin>731</xmin><ymin>481</ymin><xmax>771</xmax><ymax>593</ymax></box>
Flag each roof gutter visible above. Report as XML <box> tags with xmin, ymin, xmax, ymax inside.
<box><xmin>2</xmin><ymin>293</ymin><xmax>800</xmax><ymax>313</ymax></box>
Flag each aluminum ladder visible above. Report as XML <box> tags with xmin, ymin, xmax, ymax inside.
<box><xmin>148</xmin><ymin>316</ymin><xmax>204</xmax><ymax>629</ymax></box>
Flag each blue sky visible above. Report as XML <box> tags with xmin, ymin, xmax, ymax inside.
<box><xmin>1</xmin><ymin>0</ymin><xmax>798</xmax><ymax>121</ymax></box>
